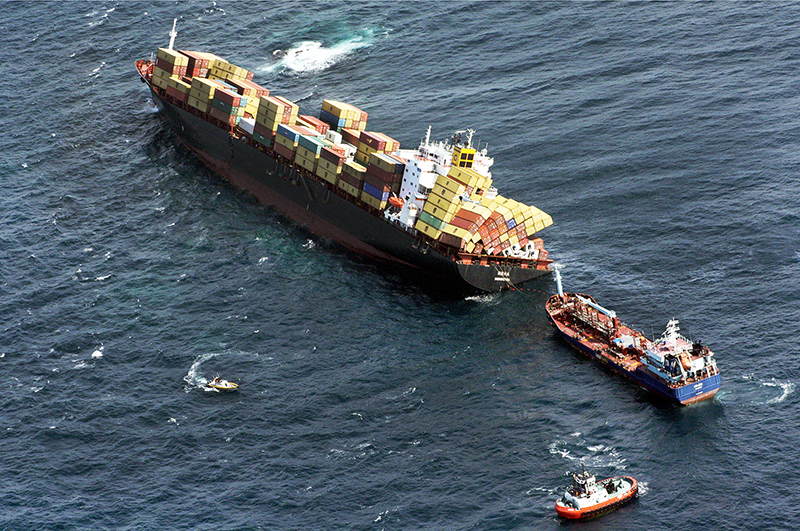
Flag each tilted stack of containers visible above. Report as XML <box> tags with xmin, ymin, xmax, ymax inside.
<box><xmin>187</xmin><ymin>77</ymin><xmax>219</xmax><ymax>113</ymax></box>
<box><xmin>179</xmin><ymin>51</ymin><xmax>211</xmax><ymax>78</ymax></box>
<box><xmin>316</xmin><ymin>146</ymin><xmax>347</xmax><ymax>185</ymax></box>
<box><xmin>355</xmin><ymin>131</ymin><xmax>400</xmax><ymax>166</ymax></box>
<box><xmin>361</xmin><ymin>152</ymin><xmax>405</xmax><ymax>210</ymax></box>
<box><xmin>208</xmin><ymin>58</ymin><xmax>254</xmax><ymax>82</ymax></box>
<box><xmin>413</xmin><ymin>162</ymin><xmax>553</xmax><ymax>256</ymax></box>
<box><xmin>338</xmin><ymin>161</ymin><xmax>367</xmax><ymax>198</ymax></box>
<box><xmin>295</xmin><ymin>133</ymin><xmax>328</xmax><ymax>173</ymax></box>
<box><xmin>227</xmin><ymin>78</ymin><xmax>269</xmax><ymax>118</ymax></box>
<box><xmin>165</xmin><ymin>77</ymin><xmax>192</xmax><ymax>103</ymax></box>
<box><xmin>273</xmin><ymin>123</ymin><xmax>318</xmax><ymax>162</ymax></box>
<box><xmin>209</xmin><ymin>85</ymin><xmax>246</xmax><ymax>126</ymax></box>
<box><xmin>254</xmin><ymin>95</ymin><xmax>298</xmax><ymax>145</ymax></box>
<box><xmin>297</xmin><ymin>115</ymin><xmax>330</xmax><ymax>136</ymax></box>
<box><xmin>319</xmin><ymin>100</ymin><xmax>368</xmax><ymax>132</ymax></box>
<box><xmin>152</xmin><ymin>48</ymin><xmax>188</xmax><ymax>90</ymax></box>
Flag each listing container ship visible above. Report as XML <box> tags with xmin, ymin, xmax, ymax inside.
<box><xmin>135</xmin><ymin>23</ymin><xmax>554</xmax><ymax>292</ymax></box>
<box><xmin>545</xmin><ymin>270</ymin><xmax>721</xmax><ymax>405</ymax></box>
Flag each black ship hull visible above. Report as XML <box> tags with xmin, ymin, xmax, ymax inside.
<box><xmin>146</xmin><ymin>84</ymin><xmax>551</xmax><ymax>292</ymax></box>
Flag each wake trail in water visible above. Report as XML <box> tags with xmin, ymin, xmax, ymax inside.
<box><xmin>262</xmin><ymin>29</ymin><xmax>376</xmax><ymax>74</ymax></box>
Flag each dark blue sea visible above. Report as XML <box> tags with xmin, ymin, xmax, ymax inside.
<box><xmin>2</xmin><ymin>1</ymin><xmax>799</xmax><ymax>529</ymax></box>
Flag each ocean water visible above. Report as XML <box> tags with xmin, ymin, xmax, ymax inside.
<box><xmin>1</xmin><ymin>1</ymin><xmax>799</xmax><ymax>529</ymax></box>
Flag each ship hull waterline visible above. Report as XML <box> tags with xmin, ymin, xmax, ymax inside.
<box><xmin>145</xmin><ymin>84</ymin><xmax>551</xmax><ymax>292</ymax></box>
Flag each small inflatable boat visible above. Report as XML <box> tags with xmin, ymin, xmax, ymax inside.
<box><xmin>205</xmin><ymin>376</ymin><xmax>239</xmax><ymax>392</ymax></box>
<box><xmin>555</xmin><ymin>465</ymin><xmax>637</xmax><ymax>519</ymax></box>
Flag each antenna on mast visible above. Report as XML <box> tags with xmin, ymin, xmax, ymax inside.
<box><xmin>168</xmin><ymin>18</ymin><xmax>178</xmax><ymax>50</ymax></box>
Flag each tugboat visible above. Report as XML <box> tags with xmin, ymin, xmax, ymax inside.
<box><xmin>544</xmin><ymin>270</ymin><xmax>721</xmax><ymax>405</ymax></box>
<box><xmin>555</xmin><ymin>464</ymin><xmax>638</xmax><ymax>520</ymax></box>
<box><xmin>205</xmin><ymin>376</ymin><xmax>239</xmax><ymax>392</ymax></box>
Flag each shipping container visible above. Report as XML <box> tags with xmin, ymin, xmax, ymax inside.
<box><xmin>297</xmin><ymin>115</ymin><xmax>330</xmax><ymax>135</ymax></box>
<box><xmin>415</xmin><ymin>219</ymin><xmax>442</xmax><ymax>239</ymax></box>
<box><xmin>337</xmin><ymin>179</ymin><xmax>360</xmax><ymax>197</ymax></box>
<box><xmin>418</xmin><ymin>210</ymin><xmax>445</xmax><ymax>230</ymax></box>
<box><xmin>362</xmin><ymin>182</ymin><xmax>390</xmax><ymax>201</ymax></box>
<box><xmin>273</xmin><ymin>142</ymin><xmax>295</xmax><ymax>161</ymax></box>
<box><xmin>360</xmin><ymin>190</ymin><xmax>388</xmax><ymax>210</ymax></box>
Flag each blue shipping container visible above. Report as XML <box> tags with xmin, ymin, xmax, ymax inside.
<box><xmin>319</xmin><ymin>109</ymin><xmax>346</xmax><ymax>129</ymax></box>
<box><xmin>362</xmin><ymin>182</ymin><xmax>390</xmax><ymax>201</ymax></box>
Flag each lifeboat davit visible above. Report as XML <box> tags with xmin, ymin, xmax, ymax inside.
<box><xmin>554</xmin><ymin>465</ymin><xmax>637</xmax><ymax>520</ymax></box>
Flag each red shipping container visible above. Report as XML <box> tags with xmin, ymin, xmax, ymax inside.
<box><xmin>166</xmin><ymin>86</ymin><xmax>188</xmax><ymax>102</ymax></box>
<box><xmin>253</xmin><ymin>121</ymin><xmax>275</xmax><ymax>138</ymax></box>
<box><xmin>359</xmin><ymin>131</ymin><xmax>386</xmax><ymax>151</ymax></box>
<box><xmin>439</xmin><ymin>232</ymin><xmax>465</xmax><ymax>249</ymax></box>
<box><xmin>299</xmin><ymin>115</ymin><xmax>330</xmax><ymax>135</ymax></box>
<box><xmin>449</xmin><ymin>216</ymin><xmax>473</xmax><ymax>231</ymax></box>
<box><xmin>340</xmin><ymin>128</ymin><xmax>361</xmax><ymax>146</ymax></box>
<box><xmin>366</xmin><ymin>164</ymin><xmax>401</xmax><ymax>183</ymax></box>
<box><xmin>320</xmin><ymin>147</ymin><xmax>345</xmax><ymax>165</ymax></box>
<box><xmin>273</xmin><ymin>143</ymin><xmax>295</xmax><ymax>161</ymax></box>
<box><xmin>478</xmin><ymin>225</ymin><xmax>490</xmax><ymax>240</ymax></box>
<box><xmin>209</xmin><ymin>106</ymin><xmax>237</xmax><ymax>126</ymax></box>
<box><xmin>214</xmin><ymin>88</ymin><xmax>241</xmax><ymax>107</ymax></box>
<box><xmin>489</xmin><ymin>227</ymin><xmax>500</xmax><ymax>241</ymax></box>
<box><xmin>179</xmin><ymin>50</ymin><xmax>210</xmax><ymax>69</ymax></box>
<box><xmin>364</xmin><ymin>172</ymin><xmax>392</xmax><ymax>193</ymax></box>
<box><xmin>339</xmin><ymin>171</ymin><xmax>361</xmax><ymax>188</ymax></box>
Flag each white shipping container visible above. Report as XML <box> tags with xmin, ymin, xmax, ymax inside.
<box><xmin>239</xmin><ymin>117</ymin><xmax>255</xmax><ymax>134</ymax></box>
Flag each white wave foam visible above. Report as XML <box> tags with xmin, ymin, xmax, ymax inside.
<box><xmin>464</xmin><ymin>293</ymin><xmax>501</xmax><ymax>304</ymax></box>
<box><xmin>718</xmin><ymin>374</ymin><xmax>795</xmax><ymax>405</ymax></box>
<box><xmin>548</xmin><ymin>435</ymin><xmax>628</xmax><ymax>470</ymax></box>
<box><xmin>263</xmin><ymin>30</ymin><xmax>375</xmax><ymax>74</ymax></box>
<box><xmin>184</xmin><ymin>352</ymin><xmax>219</xmax><ymax>391</ymax></box>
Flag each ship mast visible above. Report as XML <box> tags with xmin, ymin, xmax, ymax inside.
<box><xmin>168</xmin><ymin>18</ymin><xmax>178</xmax><ymax>50</ymax></box>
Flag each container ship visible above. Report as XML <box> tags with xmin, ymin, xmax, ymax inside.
<box><xmin>545</xmin><ymin>270</ymin><xmax>721</xmax><ymax>405</ymax></box>
<box><xmin>135</xmin><ymin>23</ymin><xmax>554</xmax><ymax>292</ymax></box>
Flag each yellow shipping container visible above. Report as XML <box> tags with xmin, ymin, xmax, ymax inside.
<box><xmin>434</xmin><ymin>174</ymin><xmax>467</xmax><ymax>195</ymax></box>
<box><xmin>432</xmin><ymin>181</ymin><xmax>465</xmax><ymax>203</ymax></box>
<box><xmin>316</xmin><ymin>166</ymin><xmax>339</xmax><ymax>185</ymax></box>
<box><xmin>157</xmin><ymin>47</ymin><xmax>189</xmax><ymax>66</ymax></box>
<box><xmin>343</xmin><ymin>161</ymin><xmax>367</xmax><ymax>180</ymax></box>
<box><xmin>465</xmin><ymin>240</ymin><xmax>477</xmax><ymax>253</ymax></box>
<box><xmin>422</xmin><ymin>198</ymin><xmax>458</xmax><ymax>221</ymax></box>
<box><xmin>448</xmin><ymin>166</ymin><xmax>487</xmax><ymax>189</ymax></box>
<box><xmin>337</xmin><ymin>180</ymin><xmax>360</xmax><ymax>197</ymax></box>
<box><xmin>295</xmin><ymin>153</ymin><xmax>317</xmax><ymax>173</ymax></box>
<box><xmin>415</xmin><ymin>219</ymin><xmax>442</xmax><ymax>239</ymax></box>
<box><xmin>187</xmin><ymin>95</ymin><xmax>210</xmax><ymax>113</ymax></box>
<box><xmin>296</xmin><ymin>145</ymin><xmax>321</xmax><ymax>163</ymax></box>
<box><xmin>361</xmin><ymin>190</ymin><xmax>388</xmax><ymax>210</ymax></box>
<box><xmin>317</xmin><ymin>158</ymin><xmax>342</xmax><ymax>175</ymax></box>
<box><xmin>441</xmin><ymin>224</ymin><xmax>470</xmax><ymax>240</ymax></box>
<box><xmin>275</xmin><ymin>134</ymin><xmax>298</xmax><ymax>150</ymax></box>
<box><xmin>168</xmin><ymin>78</ymin><xmax>192</xmax><ymax>94</ymax></box>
